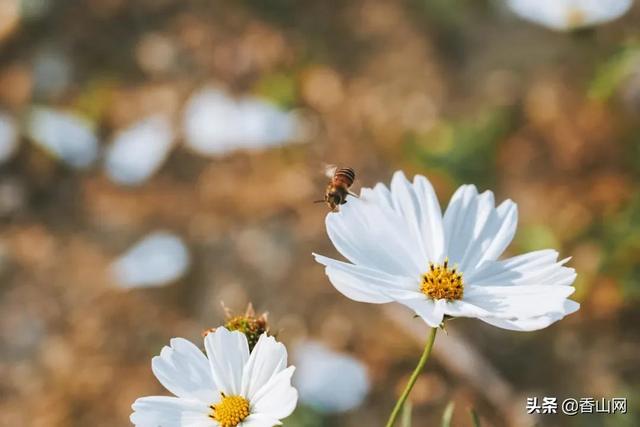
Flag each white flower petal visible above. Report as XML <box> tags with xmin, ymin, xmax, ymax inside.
<box><xmin>464</xmin><ymin>285</ymin><xmax>576</xmax><ymax>319</ymax></box>
<box><xmin>389</xmin><ymin>172</ymin><xmax>445</xmax><ymax>263</ymax></box>
<box><xmin>460</xmin><ymin>199</ymin><xmax>517</xmax><ymax>272</ymax></box>
<box><xmin>506</xmin><ymin>0</ymin><xmax>633</xmax><ymax>31</ymax></box>
<box><xmin>326</xmin><ymin>194</ymin><xmax>425</xmax><ymax>277</ymax></box>
<box><xmin>389</xmin><ymin>172</ymin><xmax>429</xmax><ymax>261</ymax></box>
<box><xmin>442</xmin><ymin>185</ymin><xmax>480</xmax><ymax>266</ymax></box>
<box><xmin>439</xmin><ymin>299</ymin><xmax>494</xmax><ymax>318</ymax></box>
<box><xmin>152</xmin><ymin>338</ymin><xmax>217</xmax><ymax>403</ymax></box>
<box><xmin>479</xmin><ymin>300</ymin><xmax>580</xmax><ymax>331</ymax></box>
<box><xmin>412</xmin><ymin>175</ymin><xmax>446</xmax><ymax>262</ymax></box>
<box><xmin>467</xmin><ymin>250</ymin><xmax>576</xmax><ymax>287</ymax></box>
<box><xmin>360</xmin><ymin>182</ymin><xmax>394</xmax><ymax>211</ymax></box>
<box><xmin>240</xmin><ymin>413</ymin><xmax>282</xmax><ymax>427</ymax></box>
<box><xmin>241</xmin><ymin>334</ymin><xmax>288</xmax><ymax>401</ymax></box>
<box><xmin>455</xmin><ymin>191</ymin><xmax>496</xmax><ymax>271</ymax></box>
<box><xmin>250</xmin><ymin>366</ymin><xmax>298</xmax><ymax>421</ymax></box>
<box><xmin>443</xmin><ymin>185</ymin><xmax>518</xmax><ymax>273</ymax></box>
<box><xmin>313</xmin><ymin>254</ymin><xmax>421</xmax><ymax>303</ymax></box>
<box><xmin>204</xmin><ymin>328</ymin><xmax>250</xmax><ymax>396</ymax></box>
<box><xmin>398</xmin><ymin>298</ymin><xmax>445</xmax><ymax>327</ymax></box>
<box><xmin>130</xmin><ymin>396</ymin><xmax>214</xmax><ymax>427</ymax></box>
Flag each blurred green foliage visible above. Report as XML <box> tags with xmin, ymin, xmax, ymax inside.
<box><xmin>599</xmin><ymin>194</ymin><xmax>640</xmax><ymax>298</ymax></box>
<box><xmin>405</xmin><ymin>108</ymin><xmax>513</xmax><ymax>188</ymax></box>
<box><xmin>285</xmin><ymin>405</ymin><xmax>327</xmax><ymax>427</ymax></box>
<box><xmin>514</xmin><ymin>224</ymin><xmax>561</xmax><ymax>254</ymax></box>
<box><xmin>254</xmin><ymin>72</ymin><xmax>298</xmax><ymax>109</ymax></box>
<box><xmin>589</xmin><ymin>42</ymin><xmax>640</xmax><ymax>101</ymax></box>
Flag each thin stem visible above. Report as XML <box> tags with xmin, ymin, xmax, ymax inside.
<box><xmin>385</xmin><ymin>327</ymin><xmax>438</xmax><ymax>427</ymax></box>
<box><xmin>400</xmin><ymin>400</ymin><xmax>412</xmax><ymax>427</ymax></box>
<box><xmin>469</xmin><ymin>408</ymin><xmax>481</xmax><ymax>427</ymax></box>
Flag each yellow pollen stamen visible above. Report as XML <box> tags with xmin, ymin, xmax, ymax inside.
<box><xmin>210</xmin><ymin>393</ymin><xmax>250</xmax><ymax>427</ymax></box>
<box><xmin>421</xmin><ymin>258</ymin><xmax>464</xmax><ymax>301</ymax></box>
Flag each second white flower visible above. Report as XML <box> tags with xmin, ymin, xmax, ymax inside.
<box><xmin>314</xmin><ymin>171</ymin><xmax>579</xmax><ymax>331</ymax></box>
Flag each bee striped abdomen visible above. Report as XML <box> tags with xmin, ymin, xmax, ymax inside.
<box><xmin>333</xmin><ymin>167</ymin><xmax>355</xmax><ymax>187</ymax></box>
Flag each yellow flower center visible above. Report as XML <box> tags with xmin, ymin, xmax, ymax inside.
<box><xmin>421</xmin><ymin>259</ymin><xmax>463</xmax><ymax>301</ymax></box>
<box><xmin>210</xmin><ymin>393</ymin><xmax>250</xmax><ymax>427</ymax></box>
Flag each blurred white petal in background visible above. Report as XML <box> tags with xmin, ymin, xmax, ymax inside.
<box><xmin>506</xmin><ymin>0</ymin><xmax>633</xmax><ymax>31</ymax></box>
<box><xmin>183</xmin><ymin>87</ymin><xmax>303</xmax><ymax>156</ymax></box>
<box><xmin>0</xmin><ymin>113</ymin><xmax>19</xmax><ymax>163</ymax></box>
<box><xmin>105</xmin><ymin>116</ymin><xmax>174</xmax><ymax>186</ymax></box>
<box><xmin>26</xmin><ymin>107</ymin><xmax>98</xmax><ymax>169</ymax></box>
<box><xmin>294</xmin><ymin>341</ymin><xmax>370</xmax><ymax>414</ymax></box>
<box><xmin>111</xmin><ymin>231</ymin><xmax>190</xmax><ymax>289</ymax></box>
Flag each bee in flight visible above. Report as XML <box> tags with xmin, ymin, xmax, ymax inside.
<box><xmin>315</xmin><ymin>165</ymin><xmax>358</xmax><ymax>211</ymax></box>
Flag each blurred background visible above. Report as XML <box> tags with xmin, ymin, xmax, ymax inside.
<box><xmin>0</xmin><ymin>0</ymin><xmax>639</xmax><ymax>426</ymax></box>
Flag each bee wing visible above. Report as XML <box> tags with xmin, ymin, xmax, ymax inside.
<box><xmin>323</xmin><ymin>163</ymin><xmax>338</xmax><ymax>178</ymax></box>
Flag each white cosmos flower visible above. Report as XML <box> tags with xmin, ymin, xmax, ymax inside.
<box><xmin>314</xmin><ymin>171</ymin><xmax>579</xmax><ymax>331</ymax></box>
<box><xmin>131</xmin><ymin>328</ymin><xmax>298</xmax><ymax>427</ymax></box>
<box><xmin>506</xmin><ymin>0</ymin><xmax>633</xmax><ymax>31</ymax></box>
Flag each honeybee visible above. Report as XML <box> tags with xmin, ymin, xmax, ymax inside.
<box><xmin>315</xmin><ymin>165</ymin><xmax>358</xmax><ymax>211</ymax></box>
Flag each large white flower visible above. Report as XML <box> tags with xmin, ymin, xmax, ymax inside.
<box><xmin>314</xmin><ymin>171</ymin><xmax>579</xmax><ymax>331</ymax></box>
<box><xmin>506</xmin><ymin>0</ymin><xmax>633</xmax><ymax>31</ymax></box>
<box><xmin>131</xmin><ymin>328</ymin><xmax>298</xmax><ymax>427</ymax></box>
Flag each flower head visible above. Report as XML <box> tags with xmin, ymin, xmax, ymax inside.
<box><xmin>314</xmin><ymin>171</ymin><xmax>579</xmax><ymax>331</ymax></box>
<box><xmin>223</xmin><ymin>303</ymin><xmax>269</xmax><ymax>351</ymax></box>
<box><xmin>131</xmin><ymin>327</ymin><xmax>297</xmax><ymax>426</ymax></box>
<box><xmin>203</xmin><ymin>303</ymin><xmax>269</xmax><ymax>351</ymax></box>
<box><xmin>506</xmin><ymin>0</ymin><xmax>633</xmax><ymax>31</ymax></box>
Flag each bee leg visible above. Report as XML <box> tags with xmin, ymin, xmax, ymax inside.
<box><xmin>347</xmin><ymin>190</ymin><xmax>359</xmax><ymax>198</ymax></box>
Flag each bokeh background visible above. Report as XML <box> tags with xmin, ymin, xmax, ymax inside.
<box><xmin>0</xmin><ymin>1</ymin><xmax>639</xmax><ymax>426</ymax></box>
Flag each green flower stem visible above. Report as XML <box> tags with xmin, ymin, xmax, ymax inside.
<box><xmin>385</xmin><ymin>327</ymin><xmax>438</xmax><ymax>427</ymax></box>
<box><xmin>469</xmin><ymin>408</ymin><xmax>481</xmax><ymax>427</ymax></box>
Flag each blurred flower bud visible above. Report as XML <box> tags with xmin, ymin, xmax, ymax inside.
<box><xmin>204</xmin><ymin>303</ymin><xmax>269</xmax><ymax>351</ymax></box>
